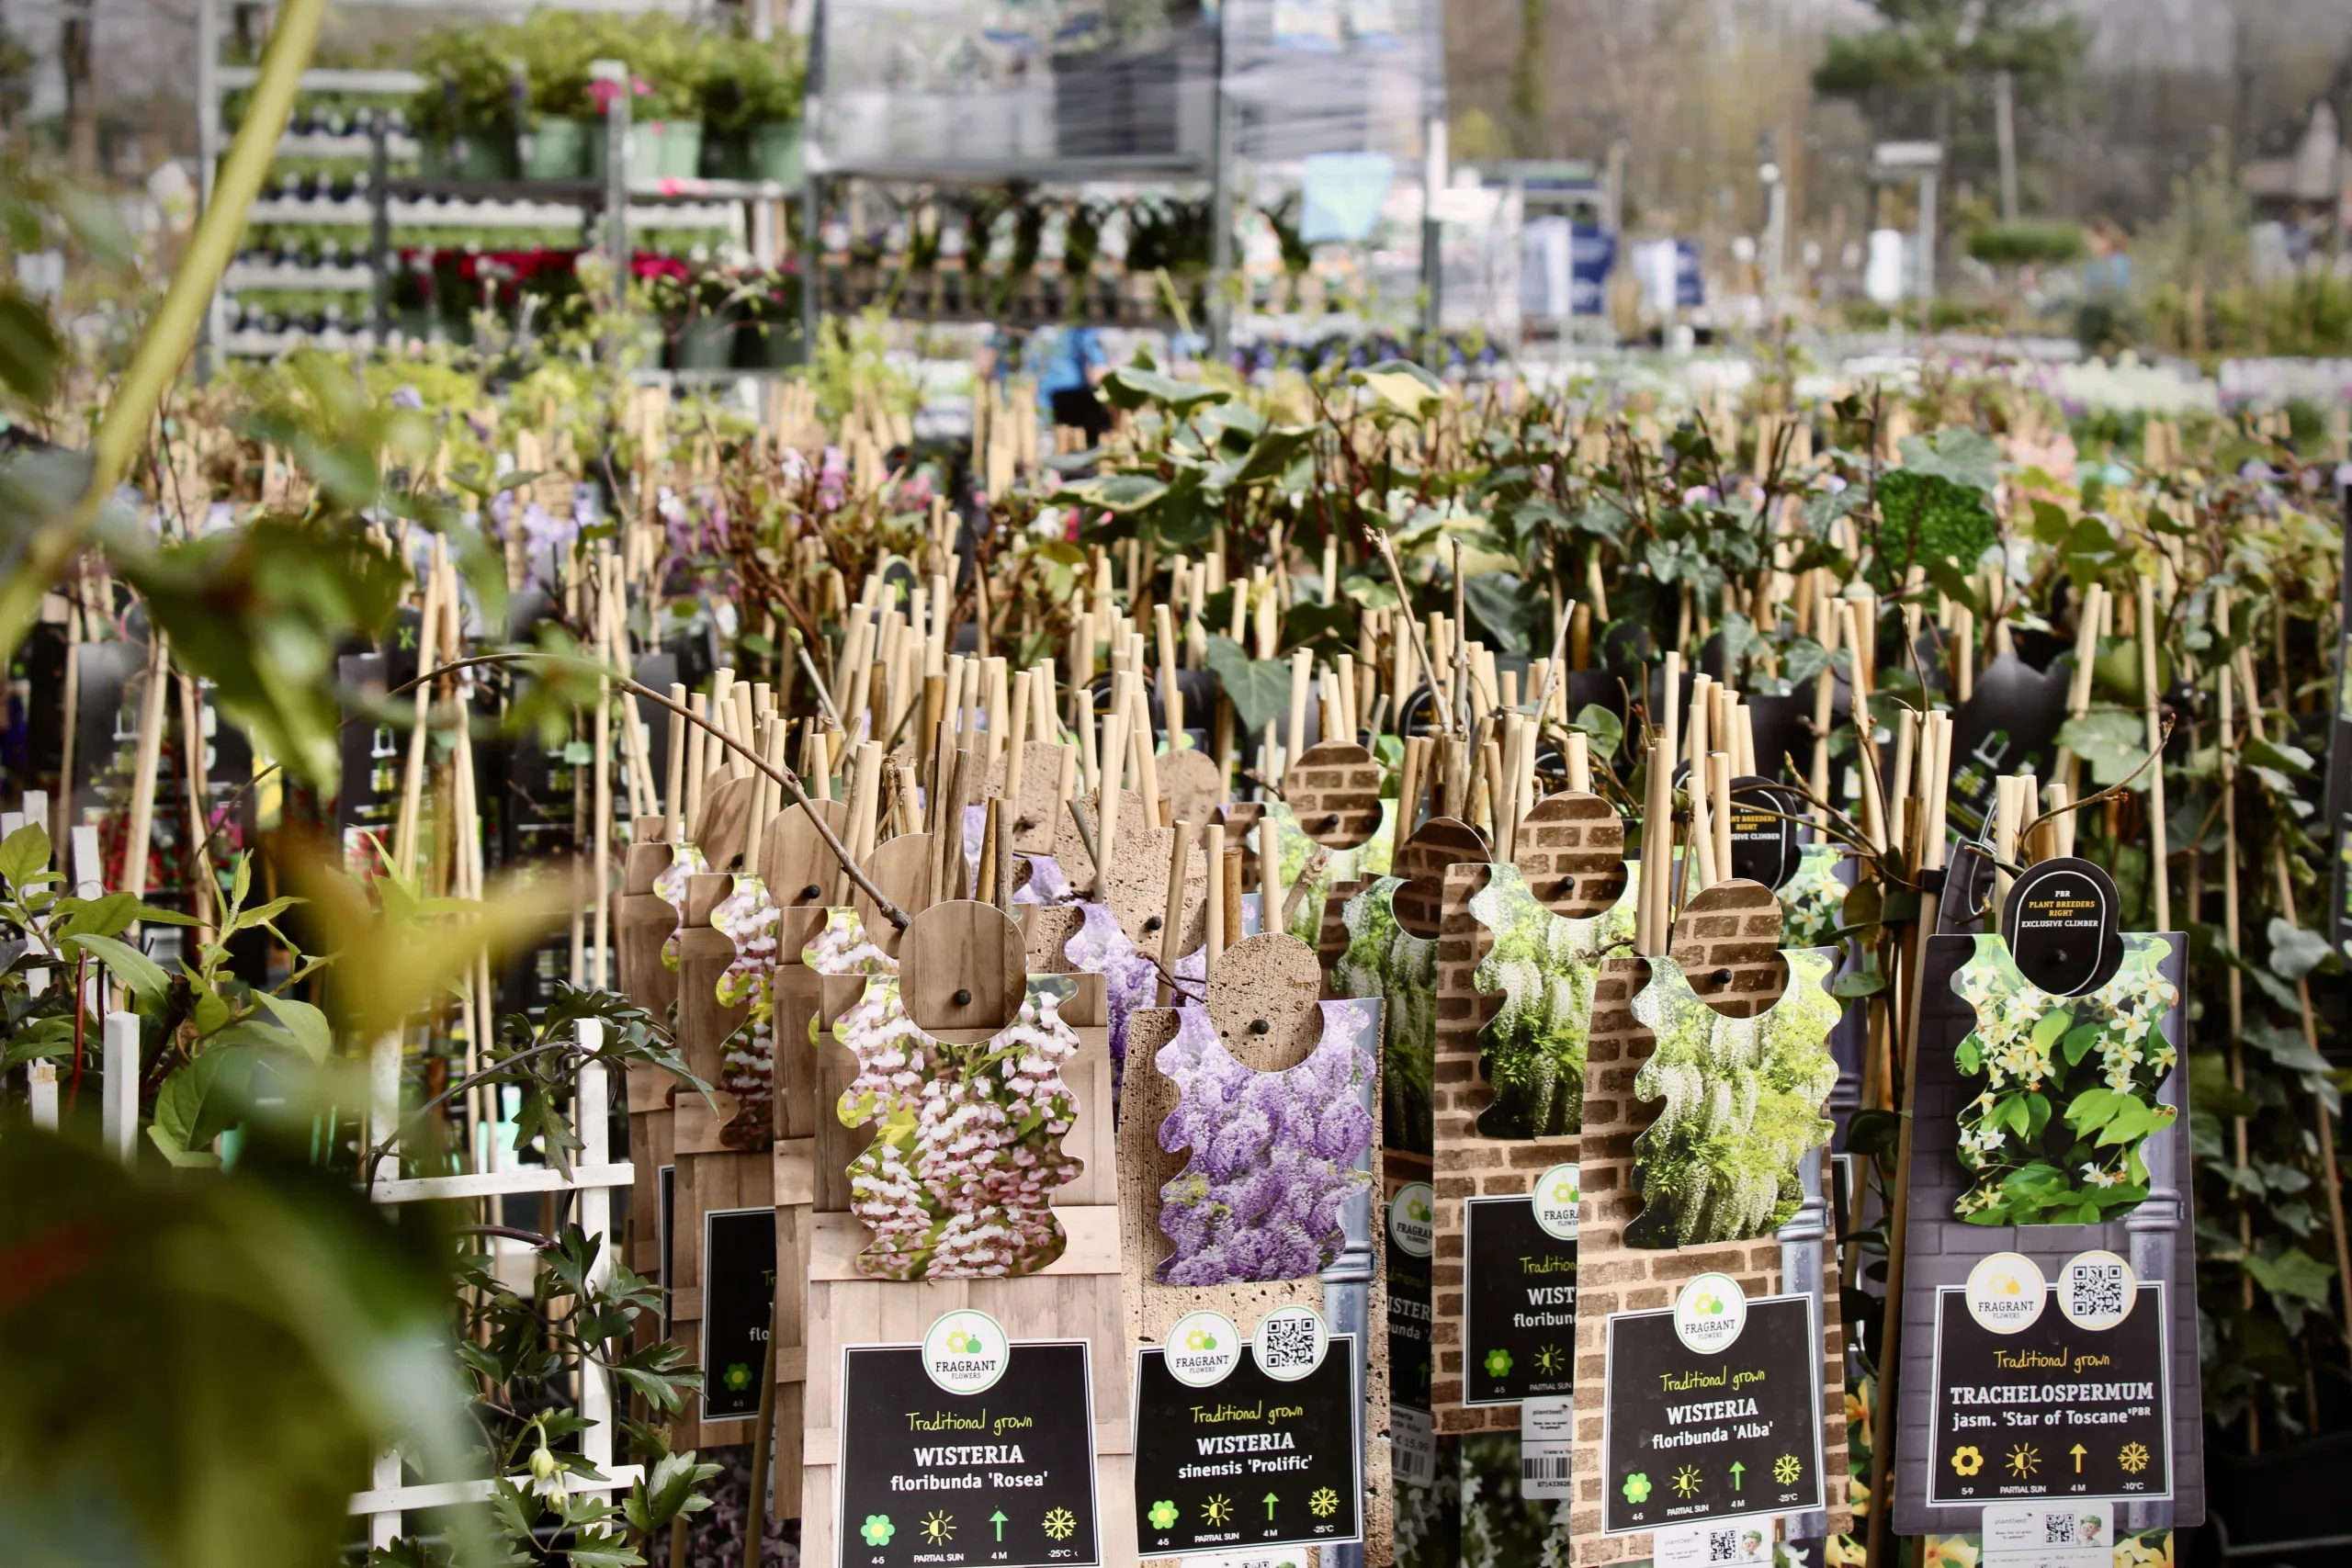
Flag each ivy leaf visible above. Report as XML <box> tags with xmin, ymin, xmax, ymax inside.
<box><xmin>2245</xmin><ymin>1246</ymin><xmax>2336</xmax><ymax>1304</ymax></box>
<box><xmin>1204</xmin><ymin>635</ymin><xmax>1294</xmax><ymax>733</ymax></box>
<box><xmin>2056</xmin><ymin>712</ymin><xmax>2146</xmax><ymax>787</ymax></box>
<box><xmin>2246</xmin><ymin>1016</ymin><xmax>2330</xmax><ymax>1075</ymax></box>
<box><xmin>2244</xmin><ymin>737</ymin><xmax>2315</xmax><ymax>777</ymax></box>
<box><xmin>1340</xmin><ymin>572</ymin><xmax>1400</xmax><ymax>611</ymax></box>
<box><xmin>1895</xmin><ymin>427</ymin><xmax>2001</xmax><ymax>494</ymax></box>
<box><xmin>1570</xmin><ymin>704</ymin><xmax>1623</xmax><ymax>762</ymax></box>
<box><xmin>2266</xmin><ymin>918</ymin><xmax>2334</xmax><ymax>982</ymax></box>
<box><xmin>1462</xmin><ymin>571</ymin><xmax>1532</xmax><ymax>653</ymax></box>
<box><xmin>1100</xmin><ymin>367</ymin><xmax>1228</xmax><ymax>413</ymax></box>
<box><xmin>1351</xmin><ymin>360</ymin><xmax>1444</xmax><ymax>419</ymax></box>
<box><xmin>1846</xmin><ymin>1108</ymin><xmax>1903</xmax><ymax>1159</ymax></box>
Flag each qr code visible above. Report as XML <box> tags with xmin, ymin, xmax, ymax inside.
<box><xmin>2069</xmin><ymin>1262</ymin><xmax>2128</xmax><ymax>1320</ymax></box>
<box><xmin>1259</xmin><ymin>1315</ymin><xmax>1318</xmax><ymax>1371</ymax></box>
<box><xmin>2044</xmin><ymin>1513</ymin><xmax>2080</xmax><ymax>1546</ymax></box>
<box><xmin>1707</xmin><ymin>1528</ymin><xmax>1741</xmax><ymax>1562</ymax></box>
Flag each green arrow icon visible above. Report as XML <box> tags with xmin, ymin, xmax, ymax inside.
<box><xmin>1263</xmin><ymin>1493</ymin><xmax>1280</xmax><ymax>1519</ymax></box>
<box><xmin>989</xmin><ymin>1510</ymin><xmax>1008</xmax><ymax>1540</ymax></box>
<box><xmin>1729</xmin><ymin>1461</ymin><xmax>1746</xmax><ymax>1491</ymax></box>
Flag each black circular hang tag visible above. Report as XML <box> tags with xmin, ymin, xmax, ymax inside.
<box><xmin>1999</xmin><ymin>856</ymin><xmax>2124</xmax><ymax>997</ymax></box>
<box><xmin>1726</xmin><ymin>775</ymin><xmax>1804</xmax><ymax>889</ymax></box>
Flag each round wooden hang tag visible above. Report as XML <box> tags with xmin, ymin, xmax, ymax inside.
<box><xmin>1391</xmin><ymin>815</ymin><xmax>1488</xmax><ymax>938</ymax></box>
<box><xmin>1283</xmin><ymin>741</ymin><xmax>1385</xmax><ymax>850</ymax></box>
<box><xmin>1510</xmin><ymin>792</ymin><xmax>1628</xmax><ymax>918</ymax></box>
<box><xmin>1999</xmin><ymin>856</ymin><xmax>2124</xmax><ymax>997</ymax></box>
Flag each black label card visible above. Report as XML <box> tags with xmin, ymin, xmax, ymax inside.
<box><xmin>1463</xmin><ymin>1197</ymin><xmax>1577</xmax><ymax>1405</ymax></box>
<box><xmin>838</xmin><ymin>1340</ymin><xmax>1100</xmax><ymax>1568</ymax></box>
<box><xmin>2001</xmin><ymin>857</ymin><xmax>2122</xmax><ymax>997</ymax></box>
<box><xmin>1600</xmin><ymin>1295</ymin><xmax>1826</xmax><ymax>1534</ymax></box>
<box><xmin>1131</xmin><ymin>1335</ymin><xmax>1363</xmax><ymax>1556</ymax></box>
<box><xmin>1927</xmin><ymin>1285</ymin><xmax>2171</xmax><ymax>1506</ymax></box>
<box><xmin>1727</xmin><ymin>777</ymin><xmax>1803</xmax><ymax>889</ymax></box>
<box><xmin>700</xmin><ymin>1207</ymin><xmax>775</xmax><ymax>1421</ymax></box>
<box><xmin>658</xmin><ymin>1164</ymin><xmax>675</xmax><ymax>1337</ymax></box>
<box><xmin>1389</xmin><ymin>1189</ymin><xmax>1434</xmax><ymax>1414</ymax></box>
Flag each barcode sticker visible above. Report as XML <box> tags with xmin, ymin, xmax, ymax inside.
<box><xmin>1393</xmin><ymin>1404</ymin><xmax>1438</xmax><ymax>1488</ymax></box>
<box><xmin>1521</xmin><ymin>1394</ymin><xmax>1575</xmax><ymax>1500</ymax></box>
<box><xmin>1982</xmin><ymin>1502</ymin><xmax>2111</xmax><ymax>1568</ymax></box>
<box><xmin>1653</xmin><ymin>1519</ymin><xmax>1772</xmax><ymax>1565</ymax></box>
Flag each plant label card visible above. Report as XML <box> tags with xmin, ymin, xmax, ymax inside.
<box><xmin>1129</xmin><ymin>1332</ymin><xmax>1363</xmax><ymax>1557</ymax></box>
<box><xmin>1462</xmin><ymin>1193</ymin><xmax>1578</xmax><ymax>1405</ymax></box>
<box><xmin>1980</xmin><ymin>1501</ymin><xmax>2115</xmax><ymax>1568</ymax></box>
<box><xmin>1599</xmin><ymin>1292</ymin><xmax>1826</xmax><ymax>1536</ymax></box>
<box><xmin>699</xmin><ymin>1205</ymin><xmax>775</xmax><ymax>1422</ymax></box>
<box><xmin>836</xmin><ymin>1330</ymin><xmax>1100</xmax><ymax>1568</ymax></box>
<box><xmin>1521</xmin><ymin>1394</ymin><xmax>1576</xmax><ymax>1500</ymax></box>
<box><xmin>1725</xmin><ymin>778</ymin><xmax>1803</xmax><ymax>890</ymax></box>
<box><xmin>1388</xmin><ymin>1183</ymin><xmax>1435</xmax><ymax>1415</ymax></box>
<box><xmin>1650</xmin><ymin>1517</ymin><xmax>1775</xmax><ymax>1565</ymax></box>
<box><xmin>1926</xmin><ymin>1280</ymin><xmax>2170</xmax><ymax>1506</ymax></box>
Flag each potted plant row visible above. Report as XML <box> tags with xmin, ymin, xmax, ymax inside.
<box><xmin>410</xmin><ymin>13</ymin><xmax>804</xmax><ymax>188</ymax></box>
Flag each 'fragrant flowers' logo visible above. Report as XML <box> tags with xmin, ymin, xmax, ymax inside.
<box><xmin>1672</xmin><ymin>1272</ymin><xmax>1749</xmax><ymax>1353</ymax></box>
<box><xmin>1388</xmin><ymin>1182</ymin><xmax>1437</xmax><ymax>1258</ymax></box>
<box><xmin>922</xmin><ymin>1309</ymin><xmax>1009</xmax><ymax>1394</ymax></box>
<box><xmin>1532</xmin><ymin>1162</ymin><xmax>1582</xmax><ymax>1241</ymax></box>
<box><xmin>1963</xmin><ymin>1252</ymin><xmax>2049</xmax><ymax>1335</ymax></box>
<box><xmin>1164</xmin><ymin>1309</ymin><xmax>1243</xmax><ymax>1388</ymax></box>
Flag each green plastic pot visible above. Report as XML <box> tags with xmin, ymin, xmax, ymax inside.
<box><xmin>588</xmin><ymin>121</ymin><xmax>666</xmax><ymax>184</ymax></box>
<box><xmin>452</xmin><ymin>133</ymin><xmax>516</xmax><ymax>181</ymax></box>
<box><xmin>675</xmin><ymin>310</ymin><xmax>737</xmax><ymax>370</ymax></box>
<box><xmin>523</xmin><ymin>117</ymin><xmax>593</xmax><ymax>180</ymax></box>
<box><xmin>750</xmin><ymin>122</ymin><xmax>802</xmax><ymax>185</ymax></box>
<box><xmin>734</xmin><ymin>321</ymin><xmax>804</xmax><ymax>369</ymax></box>
<box><xmin>660</xmin><ymin>120</ymin><xmax>705</xmax><ymax>179</ymax></box>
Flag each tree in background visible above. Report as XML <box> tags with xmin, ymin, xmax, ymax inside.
<box><xmin>1813</xmin><ymin>0</ymin><xmax>2085</xmax><ymax>208</ymax></box>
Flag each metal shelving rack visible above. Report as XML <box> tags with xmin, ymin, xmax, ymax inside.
<box><xmin>195</xmin><ymin>0</ymin><xmax>794</xmax><ymax>366</ymax></box>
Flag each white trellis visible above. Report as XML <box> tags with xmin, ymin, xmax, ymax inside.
<box><xmin>356</xmin><ymin>1017</ymin><xmax>640</xmax><ymax>1551</ymax></box>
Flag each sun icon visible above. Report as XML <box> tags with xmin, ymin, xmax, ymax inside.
<box><xmin>1042</xmin><ymin>1506</ymin><xmax>1077</xmax><ymax>1541</ymax></box>
<box><xmin>1202</xmin><ymin>1495</ymin><xmax>1235</xmax><ymax>1528</ymax></box>
<box><xmin>920</xmin><ymin>1511</ymin><xmax>956</xmax><ymax>1545</ymax></box>
<box><xmin>1774</xmin><ymin>1454</ymin><xmax>1804</xmax><ymax>1485</ymax></box>
<box><xmin>1309</xmin><ymin>1487</ymin><xmax>1340</xmax><ymax>1518</ymax></box>
<box><xmin>1533</xmin><ymin>1344</ymin><xmax>1567</xmax><ymax>1377</ymax></box>
<box><xmin>1672</xmin><ymin>1464</ymin><xmax>1703</xmax><ymax>1498</ymax></box>
<box><xmin>2005</xmin><ymin>1443</ymin><xmax>2040</xmax><ymax>1480</ymax></box>
<box><xmin>2119</xmin><ymin>1442</ymin><xmax>2151</xmax><ymax>1474</ymax></box>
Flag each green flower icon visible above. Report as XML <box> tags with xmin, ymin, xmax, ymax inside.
<box><xmin>1483</xmin><ymin>1348</ymin><xmax>1513</xmax><ymax>1378</ymax></box>
<box><xmin>1184</xmin><ymin>1327</ymin><xmax>1218</xmax><ymax>1351</ymax></box>
<box><xmin>1622</xmin><ymin>1472</ymin><xmax>1653</xmax><ymax>1505</ymax></box>
<box><xmin>861</xmin><ymin>1514</ymin><xmax>896</xmax><ymax>1546</ymax></box>
<box><xmin>1550</xmin><ymin>1179</ymin><xmax>1578</xmax><ymax>1205</ymax></box>
<box><xmin>1148</xmin><ymin>1499</ymin><xmax>1180</xmax><ymax>1530</ymax></box>
<box><xmin>1407</xmin><ymin>1194</ymin><xmax>1432</xmax><ymax>1222</ymax></box>
<box><xmin>723</xmin><ymin>1361</ymin><xmax>752</xmax><ymax>1391</ymax></box>
<box><xmin>1695</xmin><ymin>1294</ymin><xmax>1724</xmax><ymax>1315</ymax></box>
<box><xmin>946</xmin><ymin>1328</ymin><xmax>986</xmax><ymax>1355</ymax></box>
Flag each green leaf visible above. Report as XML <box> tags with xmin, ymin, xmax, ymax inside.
<box><xmin>150</xmin><ymin>1045</ymin><xmax>266</xmax><ymax>1162</ymax></box>
<box><xmin>1832</xmin><ymin>967</ymin><xmax>1888</xmax><ymax>998</ymax></box>
<box><xmin>65</xmin><ymin>931</ymin><xmax>169</xmax><ymax>1004</ymax></box>
<box><xmin>0</xmin><ymin>821</ymin><xmax>51</xmax><ymax>888</ymax></box>
<box><xmin>1847</xmin><ymin>1108</ymin><xmax>1902</xmax><ymax>1158</ymax></box>
<box><xmin>2065</xmin><ymin>1088</ymin><xmax>2121</xmax><ymax>1131</ymax></box>
<box><xmin>2244</xmin><ymin>736</ymin><xmax>2315</xmax><ymax>777</ymax></box>
<box><xmin>2267</xmin><ymin>918</ymin><xmax>2334</xmax><ymax>982</ymax></box>
<box><xmin>2060</xmin><ymin>1022</ymin><xmax>2103</xmax><ymax>1066</ymax></box>
<box><xmin>1351</xmin><ymin>363</ymin><xmax>1444</xmax><ymax>419</ymax></box>
<box><xmin>1570</xmin><ymin>704</ymin><xmax>1623</xmax><ymax>762</ymax></box>
<box><xmin>56</xmin><ymin>891</ymin><xmax>142</xmax><ymax>941</ymax></box>
<box><xmin>254</xmin><ymin>991</ymin><xmax>334</xmax><ymax>1064</ymax></box>
<box><xmin>2056</xmin><ymin>711</ymin><xmax>2147</xmax><ymax>787</ymax></box>
<box><xmin>2245</xmin><ymin>1246</ymin><xmax>2336</xmax><ymax>1303</ymax></box>
<box><xmin>1100</xmin><ymin>366</ymin><xmax>1229</xmax><ymax>412</ymax></box>
<box><xmin>1340</xmin><ymin>572</ymin><xmax>1400</xmax><ymax>611</ymax></box>
<box><xmin>1462</xmin><ymin>571</ymin><xmax>1532</xmax><ymax>653</ymax></box>
<box><xmin>1204</xmin><ymin>635</ymin><xmax>1295</xmax><ymax>734</ymax></box>
<box><xmin>1894</xmin><ymin>427</ymin><xmax>2001</xmax><ymax>494</ymax></box>
<box><xmin>2030</xmin><ymin>1008</ymin><xmax>2074</xmax><ymax>1053</ymax></box>
<box><xmin>1231</xmin><ymin>424</ymin><xmax>1312</xmax><ymax>487</ymax></box>
<box><xmin>624</xmin><ymin>1450</ymin><xmax>723</xmax><ymax>1534</ymax></box>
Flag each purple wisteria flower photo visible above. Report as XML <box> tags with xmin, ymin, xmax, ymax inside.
<box><xmin>1153</xmin><ymin>998</ymin><xmax>1376</xmax><ymax>1285</ymax></box>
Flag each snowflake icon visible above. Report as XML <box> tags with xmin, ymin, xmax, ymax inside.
<box><xmin>1148</xmin><ymin>1499</ymin><xmax>1180</xmax><ymax>1531</ymax></box>
<box><xmin>1309</xmin><ymin>1487</ymin><xmax>1340</xmax><ymax>1518</ymax></box>
<box><xmin>2119</xmin><ymin>1442</ymin><xmax>2151</xmax><ymax>1474</ymax></box>
<box><xmin>1483</xmin><ymin>1348</ymin><xmax>1514</xmax><ymax>1378</ymax></box>
<box><xmin>1622</xmin><ymin>1472</ymin><xmax>1653</xmax><ymax>1504</ymax></box>
<box><xmin>860</xmin><ymin>1515</ymin><xmax>895</xmax><ymax>1547</ymax></box>
<box><xmin>1951</xmin><ymin>1446</ymin><xmax>1984</xmax><ymax>1477</ymax></box>
<box><xmin>1042</xmin><ymin>1506</ymin><xmax>1078</xmax><ymax>1541</ymax></box>
<box><xmin>1774</xmin><ymin>1454</ymin><xmax>1804</xmax><ymax>1485</ymax></box>
<box><xmin>1671</xmin><ymin>1464</ymin><xmax>1703</xmax><ymax>1498</ymax></box>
